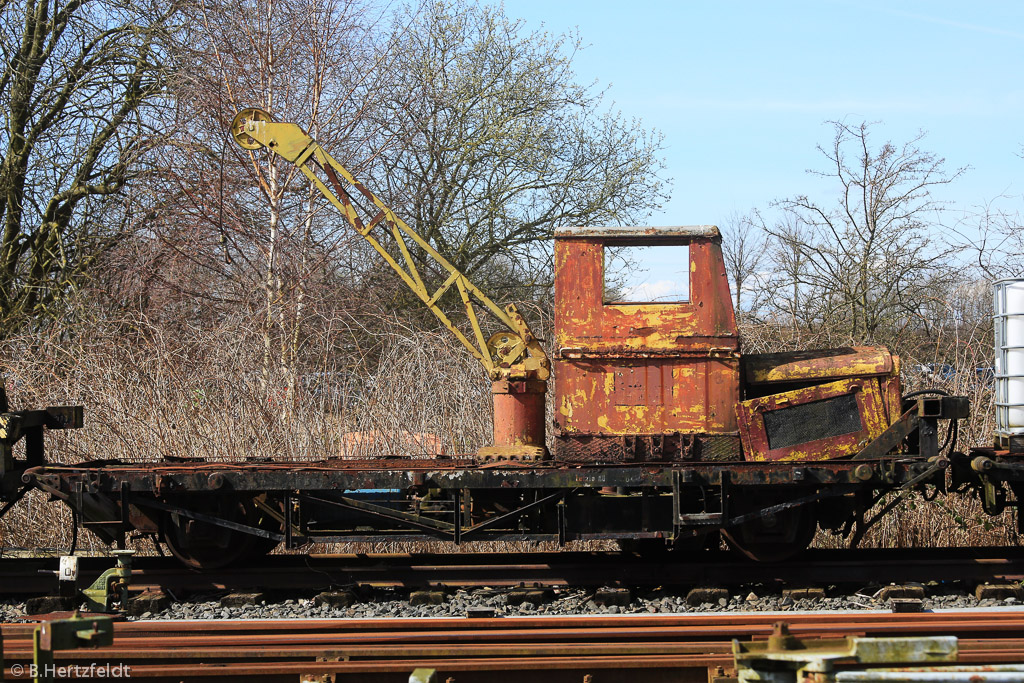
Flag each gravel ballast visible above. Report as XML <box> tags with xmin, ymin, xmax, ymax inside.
<box><xmin>3</xmin><ymin>582</ymin><xmax>1018</xmax><ymax>621</ymax></box>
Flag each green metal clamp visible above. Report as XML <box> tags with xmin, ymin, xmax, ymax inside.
<box><xmin>81</xmin><ymin>550</ymin><xmax>134</xmax><ymax>613</ymax></box>
<box><xmin>409</xmin><ymin>669</ymin><xmax>438</xmax><ymax>683</ymax></box>
<box><xmin>32</xmin><ymin>612</ymin><xmax>115</xmax><ymax>683</ymax></box>
<box><xmin>733</xmin><ymin>622</ymin><xmax>957</xmax><ymax>683</ymax></box>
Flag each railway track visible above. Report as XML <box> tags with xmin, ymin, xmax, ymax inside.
<box><xmin>3</xmin><ymin>547</ymin><xmax>1024</xmax><ymax>597</ymax></box>
<box><xmin>2</xmin><ymin>611</ymin><xmax>1024</xmax><ymax>681</ymax></box>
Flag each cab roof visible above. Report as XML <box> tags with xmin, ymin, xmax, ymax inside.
<box><xmin>554</xmin><ymin>225</ymin><xmax>720</xmax><ymax>239</ymax></box>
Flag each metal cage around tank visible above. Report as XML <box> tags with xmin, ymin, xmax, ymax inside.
<box><xmin>994</xmin><ymin>279</ymin><xmax>1024</xmax><ymax>452</ymax></box>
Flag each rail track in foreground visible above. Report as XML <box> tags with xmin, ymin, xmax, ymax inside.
<box><xmin>3</xmin><ymin>547</ymin><xmax>1024</xmax><ymax>598</ymax></box>
<box><xmin>3</xmin><ymin>611</ymin><xmax>1024</xmax><ymax>681</ymax></box>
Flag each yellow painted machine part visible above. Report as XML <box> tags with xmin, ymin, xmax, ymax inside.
<box><xmin>230</xmin><ymin>109</ymin><xmax>549</xmax><ymax>383</ymax></box>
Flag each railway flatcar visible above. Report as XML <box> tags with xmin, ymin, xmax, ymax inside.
<box><xmin>0</xmin><ymin>112</ymin><xmax>1021</xmax><ymax>568</ymax></box>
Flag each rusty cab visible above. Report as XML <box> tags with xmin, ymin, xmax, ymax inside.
<box><xmin>550</xmin><ymin>225</ymin><xmax>962</xmax><ymax>559</ymax></box>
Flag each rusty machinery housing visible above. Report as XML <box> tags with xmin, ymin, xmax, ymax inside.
<box><xmin>552</xmin><ymin>226</ymin><xmax>902</xmax><ymax>465</ymax></box>
<box><xmin>1</xmin><ymin>112</ymin><xmax>1022</xmax><ymax>567</ymax></box>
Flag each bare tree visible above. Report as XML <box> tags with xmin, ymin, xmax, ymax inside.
<box><xmin>720</xmin><ymin>211</ymin><xmax>766</xmax><ymax>316</ymax></box>
<box><xmin>767</xmin><ymin>121</ymin><xmax>965</xmax><ymax>345</ymax></box>
<box><xmin>959</xmin><ymin>197</ymin><xmax>1024</xmax><ymax>281</ymax></box>
<box><xmin>96</xmin><ymin>0</ymin><xmax>669</xmax><ymax>423</ymax></box>
<box><xmin>139</xmin><ymin>0</ymin><xmax>383</xmax><ymax>414</ymax></box>
<box><xmin>0</xmin><ymin>0</ymin><xmax>178</xmax><ymax>335</ymax></box>
<box><xmin>366</xmin><ymin>0</ymin><xmax>669</xmax><ymax>297</ymax></box>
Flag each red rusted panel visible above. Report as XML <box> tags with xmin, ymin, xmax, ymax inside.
<box><xmin>491</xmin><ymin>380</ymin><xmax>546</xmax><ymax>449</ymax></box>
<box><xmin>736</xmin><ymin>378</ymin><xmax>889</xmax><ymax>461</ymax></box>
<box><xmin>883</xmin><ymin>355</ymin><xmax>903</xmax><ymax>424</ymax></box>
<box><xmin>556</xmin><ymin>238</ymin><xmax>737</xmax><ymax>355</ymax></box>
<box><xmin>740</xmin><ymin>347</ymin><xmax>904</xmax><ymax>436</ymax></box>
<box><xmin>555</xmin><ymin>359</ymin><xmax>739</xmax><ymax>435</ymax></box>
<box><xmin>553</xmin><ymin>228</ymin><xmax>739</xmax><ymax>449</ymax></box>
<box><xmin>743</xmin><ymin>347</ymin><xmax>895</xmax><ymax>386</ymax></box>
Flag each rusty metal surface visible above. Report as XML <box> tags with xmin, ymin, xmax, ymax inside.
<box><xmin>22</xmin><ymin>445</ymin><xmax>979</xmax><ymax>557</ymax></box>
<box><xmin>554</xmin><ymin>433</ymin><xmax>743</xmax><ymax>463</ymax></box>
<box><xmin>852</xmin><ymin>409</ymin><xmax>920</xmax><ymax>461</ymax></box>
<box><xmin>742</xmin><ymin>347</ymin><xmax>896</xmax><ymax>386</ymax></box>
<box><xmin>26</xmin><ymin>456</ymin><xmax>951</xmax><ymax>495</ymax></box>
<box><xmin>554</xmin><ymin>225</ymin><xmax>722</xmax><ymax>239</ymax></box>
<box><xmin>485</xmin><ymin>380</ymin><xmax>546</xmax><ymax>458</ymax></box>
<box><xmin>1</xmin><ymin>611</ymin><xmax>1023</xmax><ymax>682</ymax></box>
<box><xmin>553</xmin><ymin>232</ymin><xmax>738</xmax><ymax>455</ymax></box>
<box><xmin>737</xmin><ymin>378</ymin><xmax>890</xmax><ymax>461</ymax></box>
<box><xmin>554</xmin><ymin>237</ymin><xmax>737</xmax><ymax>355</ymax></box>
<box><xmin>882</xmin><ymin>373</ymin><xmax>902</xmax><ymax>423</ymax></box>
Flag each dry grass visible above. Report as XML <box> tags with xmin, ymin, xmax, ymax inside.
<box><xmin>3</xmin><ymin>317</ymin><xmax>492</xmax><ymax>464</ymax></box>
<box><xmin>0</xmin><ymin>313</ymin><xmax>494</xmax><ymax>552</ymax></box>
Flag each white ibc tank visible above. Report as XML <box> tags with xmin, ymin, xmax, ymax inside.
<box><xmin>995</xmin><ymin>278</ymin><xmax>1024</xmax><ymax>447</ymax></box>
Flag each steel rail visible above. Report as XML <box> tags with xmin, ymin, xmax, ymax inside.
<box><xmin>7</xmin><ymin>610</ymin><xmax>1024</xmax><ymax>631</ymax></box>
<box><xmin>3</xmin><ymin>638</ymin><xmax>1024</xmax><ymax>658</ymax></box>
<box><xmin>6</xmin><ymin>611</ymin><xmax>1024</xmax><ymax>640</ymax></box>
<box><xmin>1</xmin><ymin>613</ymin><xmax>1022</xmax><ymax>681</ymax></box>
<box><xmin>5</xmin><ymin>547</ymin><xmax>1024</xmax><ymax>597</ymax></box>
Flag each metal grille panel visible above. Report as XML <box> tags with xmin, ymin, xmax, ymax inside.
<box><xmin>763</xmin><ymin>393</ymin><xmax>861</xmax><ymax>450</ymax></box>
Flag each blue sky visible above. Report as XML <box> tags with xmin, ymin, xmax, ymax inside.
<box><xmin>494</xmin><ymin>1</ymin><xmax>1024</xmax><ymax>230</ymax></box>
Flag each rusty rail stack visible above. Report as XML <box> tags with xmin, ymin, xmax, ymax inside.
<box><xmin>2</xmin><ymin>611</ymin><xmax>1024</xmax><ymax>681</ymax></box>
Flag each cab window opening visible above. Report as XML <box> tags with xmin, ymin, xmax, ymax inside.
<box><xmin>603</xmin><ymin>244</ymin><xmax>690</xmax><ymax>303</ymax></box>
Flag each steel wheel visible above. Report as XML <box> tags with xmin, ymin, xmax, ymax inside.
<box><xmin>162</xmin><ymin>496</ymin><xmax>257</xmax><ymax>570</ymax></box>
<box><xmin>721</xmin><ymin>490</ymin><xmax>817</xmax><ymax>562</ymax></box>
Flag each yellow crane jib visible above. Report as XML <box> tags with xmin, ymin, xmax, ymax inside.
<box><xmin>231</xmin><ymin>108</ymin><xmax>549</xmax><ymax>461</ymax></box>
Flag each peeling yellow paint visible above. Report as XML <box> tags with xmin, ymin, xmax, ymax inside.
<box><xmin>745</xmin><ymin>347</ymin><xmax>894</xmax><ymax>385</ymax></box>
<box><xmin>739</xmin><ymin>378</ymin><xmax>889</xmax><ymax>461</ymax></box>
<box><xmin>553</xmin><ymin>232</ymin><xmax>741</xmax><ymax>443</ymax></box>
<box><xmin>559</xmin><ymin>395</ymin><xmax>573</xmax><ymax>418</ymax></box>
